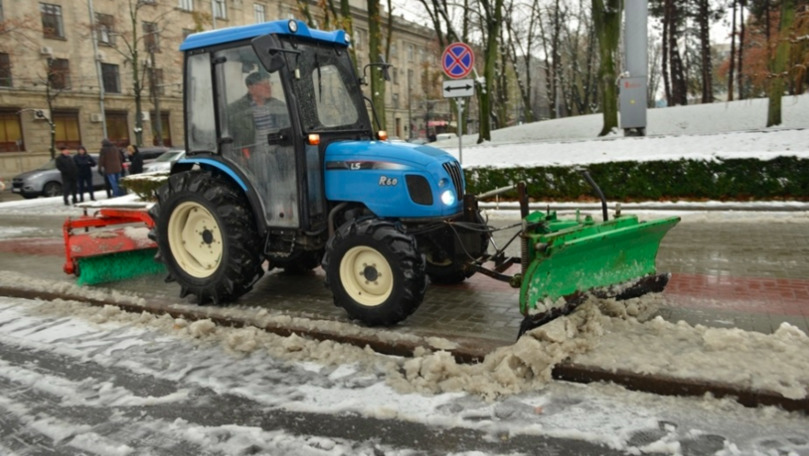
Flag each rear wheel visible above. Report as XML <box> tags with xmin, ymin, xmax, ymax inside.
<box><xmin>43</xmin><ymin>181</ymin><xmax>61</xmax><ymax>197</ymax></box>
<box><xmin>150</xmin><ymin>171</ymin><xmax>263</xmax><ymax>304</ymax></box>
<box><xmin>323</xmin><ymin>218</ymin><xmax>425</xmax><ymax>326</ymax></box>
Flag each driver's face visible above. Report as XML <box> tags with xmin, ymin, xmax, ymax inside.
<box><xmin>249</xmin><ymin>79</ymin><xmax>271</xmax><ymax>100</ymax></box>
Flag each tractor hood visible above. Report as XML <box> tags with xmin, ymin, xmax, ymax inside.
<box><xmin>324</xmin><ymin>140</ymin><xmax>453</xmax><ymax>168</ymax></box>
<box><xmin>323</xmin><ymin>140</ymin><xmax>465</xmax><ymax>219</ymax></box>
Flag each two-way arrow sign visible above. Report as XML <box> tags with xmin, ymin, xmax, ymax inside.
<box><xmin>442</xmin><ymin>79</ymin><xmax>474</xmax><ymax>98</ymax></box>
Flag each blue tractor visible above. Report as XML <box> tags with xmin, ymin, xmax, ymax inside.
<box><xmin>150</xmin><ymin>20</ymin><xmax>488</xmax><ymax>326</ymax></box>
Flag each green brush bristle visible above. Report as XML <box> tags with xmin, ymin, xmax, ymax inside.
<box><xmin>76</xmin><ymin>248</ymin><xmax>165</xmax><ymax>285</ymax></box>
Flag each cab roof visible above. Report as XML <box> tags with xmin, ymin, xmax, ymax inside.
<box><xmin>180</xmin><ymin>19</ymin><xmax>349</xmax><ymax>52</ymax></box>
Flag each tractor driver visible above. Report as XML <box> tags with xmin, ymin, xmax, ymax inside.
<box><xmin>228</xmin><ymin>71</ymin><xmax>290</xmax><ymax>157</ymax></box>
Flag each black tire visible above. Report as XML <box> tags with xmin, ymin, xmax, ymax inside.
<box><xmin>423</xmin><ymin>223</ymin><xmax>488</xmax><ymax>285</ymax></box>
<box><xmin>425</xmin><ymin>257</ymin><xmax>473</xmax><ymax>284</ymax></box>
<box><xmin>42</xmin><ymin>181</ymin><xmax>61</xmax><ymax>197</ymax></box>
<box><xmin>323</xmin><ymin>218</ymin><xmax>426</xmax><ymax>326</ymax></box>
<box><xmin>149</xmin><ymin>171</ymin><xmax>264</xmax><ymax>304</ymax></box>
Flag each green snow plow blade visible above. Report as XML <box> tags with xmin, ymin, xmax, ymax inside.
<box><xmin>518</xmin><ymin>210</ymin><xmax>680</xmax><ymax>332</ymax></box>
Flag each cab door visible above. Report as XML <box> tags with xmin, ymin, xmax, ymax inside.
<box><xmin>213</xmin><ymin>46</ymin><xmax>300</xmax><ymax>229</ymax></box>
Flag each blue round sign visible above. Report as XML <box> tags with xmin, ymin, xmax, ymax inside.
<box><xmin>442</xmin><ymin>42</ymin><xmax>474</xmax><ymax>79</ymax></box>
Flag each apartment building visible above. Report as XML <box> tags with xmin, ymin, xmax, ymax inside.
<box><xmin>0</xmin><ymin>0</ymin><xmax>439</xmax><ymax>179</ymax></box>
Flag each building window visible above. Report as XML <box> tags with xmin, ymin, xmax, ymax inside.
<box><xmin>53</xmin><ymin>112</ymin><xmax>81</xmax><ymax>149</ymax></box>
<box><xmin>40</xmin><ymin>3</ymin><xmax>64</xmax><ymax>39</ymax></box>
<box><xmin>0</xmin><ymin>1</ymin><xmax>4</xmax><ymax>22</ymax></box>
<box><xmin>253</xmin><ymin>3</ymin><xmax>266</xmax><ymax>23</ymax></box>
<box><xmin>354</xmin><ymin>28</ymin><xmax>365</xmax><ymax>50</ymax></box>
<box><xmin>0</xmin><ymin>53</ymin><xmax>11</xmax><ymax>87</ymax></box>
<box><xmin>149</xmin><ymin>68</ymin><xmax>164</xmax><ymax>95</ymax></box>
<box><xmin>213</xmin><ymin>0</ymin><xmax>226</xmax><ymax>19</ymax></box>
<box><xmin>105</xmin><ymin>112</ymin><xmax>129</xmax><ymax>147</ymax></box>
<box><xmin>0</xmin><ymin>111</ymin><xmax>24</xmax><ymax>152</ymax></box>
<box><xmin>96</xmin><ymin>13</ymin><xmax>115</xmax><ymax>46</ymax></box>
<box><xmin>178</xmin><ymin>0</ymin><xmax>193</xmax><ymax>11</ymax></box>
<box><xmin>151</xmin><ymin>111</ymin><xmax>172</xmax><ymax>146</ymax></box>
<box><xmin>48</xmin><ymin>58</ymin><xmax>70</xmax><ymax>90</ymax></box>
<box><xmin>143</xmin><ymin>22</ymin><xmax>159</xmax><ymax>52</ymax></box>
<box><xmin>101</xmin><ymin>63</ymin><xmax>120</xmax><ymax>93</ymax></box>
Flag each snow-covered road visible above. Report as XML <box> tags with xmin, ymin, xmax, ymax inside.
<box><xmin>1</xmin><ymin>296</ymin><xmax>808</xmax><ymax>456</ymax></box>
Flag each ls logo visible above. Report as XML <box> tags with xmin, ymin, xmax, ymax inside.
<box><xmin>378</xmin><ymin>176</ymin><xmax>398</xmax><ymax>186</ymax></box>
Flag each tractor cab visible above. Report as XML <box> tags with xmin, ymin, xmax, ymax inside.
<box><xmin>182</xmin><ymin>20</ymin><xmax>372</xmax><ymax>235</ymax></box>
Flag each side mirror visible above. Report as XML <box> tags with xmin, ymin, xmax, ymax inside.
<box><xmin>378</xmin><ymin>55</ymin><xmax>391</xmax><ymax>81</ymax></box>
<box><xmin>251</xmin><ymin>34</ymin><xmax>286</xmax><ymax>73</ymax></box>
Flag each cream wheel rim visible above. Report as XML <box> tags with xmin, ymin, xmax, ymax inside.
<box><xmin>168</xmin><ymin>201</ymin><xmax>223</xmax><ymax>278</ymax></box>
<box><xmin>339</xmin><ymin>246</ymin><xmax>393</xmax><ymax>307</ymax></box>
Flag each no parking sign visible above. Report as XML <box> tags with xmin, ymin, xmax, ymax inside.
<box><xmin>441</xmin><ymin>42</ymin><xmax>474</xmax><ymax>79</ymax></box>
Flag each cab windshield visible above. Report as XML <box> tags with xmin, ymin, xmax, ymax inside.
<box><xmin>283</xmin><ymin>39</ymin><xmax>368</xmax><ymax>133</ymax></box>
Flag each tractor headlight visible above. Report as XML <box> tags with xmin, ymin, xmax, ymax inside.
<box><xmin>440</xmin><ymin>189</ymin><xmax>456</xmax><ymax>206</ymax></box>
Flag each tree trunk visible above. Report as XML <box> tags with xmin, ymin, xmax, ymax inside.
<box><xmin>477</xmin><ymin>0</ymin><xmax>503</xmax><ymax>143</ymax></box>
<box><xmin>667</xmin><ymin>1</ymin><xmax>687</xmax><ymax>105</ymax></box>
<box><xmin>767</xmin><ymin>0</ymin><xmax>796</xmax><ymax>127</ymax></box>
<box><xmin>737</xmin><ymin>0</ymin><xmax>746</xmax><ymax>99</ymax></box>
<box><xmin>728</xmin><ymin>0</ymin><xmax>737</xmax><ymax>101</ymax></box>
<box><xmin>592</xmin><ymin>0</ymin><xmax>621</xmax><ymax>136</ymax></box>
<box><xmin>368</xmin><ymin>0</ymin><xmax>386</xmax><ymax>131</ymax></box>
<box><xmin>698</xmin><ymin>0</ymin><xmax>713</xmax><ymax>103</ymax></box>
<box><xmin>662</xmin><ymin>0</ymin><xmax>672</xmax><ymax>104</ymax></box>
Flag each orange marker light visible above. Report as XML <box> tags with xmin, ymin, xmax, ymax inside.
<box><xmin>308</xmin><ymin>134</ymin><xmax>320</xmax><ymax>145</ymax></box>
<box><xmin>377</xmin><ymin>130</ymin><xmax>388</xmax><ymax>141</ymax></box>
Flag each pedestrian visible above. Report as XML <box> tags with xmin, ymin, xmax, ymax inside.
<box><xmin>73</xmin><ymin>145</ymin><xmax>96</xmax><ymax>202</ymax></box>
<box><xmin>126</xmin><ymin>144</ymin><xmax>143</xmax><ymax>175</ymax></box>
<box><xmin>98</xmin><ymin>138</ymin><xmax>124</xmax><ymax>197</ymax></box>
<box><xmin>55</xmin><ymin>145</ymin><xmax>78</xmax><ymax>205</ymax></box>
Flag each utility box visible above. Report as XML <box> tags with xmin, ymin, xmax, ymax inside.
<box><xmin>619</xmin><ymin>77</ymin><xmax>647</xmax><ymax>130</ymax></box>
<box><xmin>620</xmin><ymin>0</ymin><xmax>648</xmax><ymax>135</ymax></box>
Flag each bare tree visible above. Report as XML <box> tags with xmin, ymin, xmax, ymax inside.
<box><xmin>767</xmin><ymin>0</ymin><xmax>796</xmax><ymax>126</ymax></box>
<box><xmin>100</xmin><ymin>0</ymin><xmax>176</xmax><ymax>146</ymax></box>
<box><xmin>592</xmin><ymin>0</ymin><xmax>622</xmax><ymax>136</ymax></box>
<box><xmin>729</xmin><ymin>0</ymin><xmax>737</xmax><ymax>100</ymax></box>
<box><xmin>698</xmin><ymin>0</ymin><xmax>715</xmax><ymax>102</ymax></box>
<box><xmin>737</xmin><ymin>0</ymin><xmax>747</xmax><ymax>99</ymax></box>
<box><xmin>477</xmin><ymin>0</ymin><xmax>505</xmax><ymax>142</ymax></box>
<box><xmin>503</xmin><ymin>0</ymin><xmax>540</xmax><ymax>123</ymax></box>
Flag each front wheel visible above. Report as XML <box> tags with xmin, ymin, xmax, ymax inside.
<box><xmin>323</xmin><ymin>219</ymin><xmax>426</xmax><ymax>326</ymax></box>
<box><xmin>150</xmin><ymin>171</ymin><xmax>264</xmax><ymax>304</ymax></box>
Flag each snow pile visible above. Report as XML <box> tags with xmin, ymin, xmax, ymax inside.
<box><xmin>11</xmin><ymin>269</ymin><xmax>806</xmax><ymax>404</ymax></box>
<box><xmin>576</xmin><ymin>312</ymin><xmax>809</xmax><ymax>399</ymax></box>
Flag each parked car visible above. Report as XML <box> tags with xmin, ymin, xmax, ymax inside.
<box><xmin>11</xmin><ymin>155</ymin><xmax>106</xmax><ymax>199</ymax></box>
<box><xmin>142</xmin><ymin>149</ymin><xmax>185</xmax><ymax>174</ymax></box>
<box><xmin>123</xmin><ymin>146</ymin><xmax>174</xmax><ymax>174</ymax></box>
<box><xmin>434</xmin><ymin>132</ymin><xmax>457</xmax><ymax>142</ymax></box>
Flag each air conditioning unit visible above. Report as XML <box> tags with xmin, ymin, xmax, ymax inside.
<box><xmin>96</xmin><ymin>52</ymin><xmax>106</xmax><ymax>61</ymax></box>
<box><xmin>90</xmin><ymin>113</ymin><xmax>104</xmax><ymax>123</ymax></box>
<box><xmin>140</xmin><ymin>111</ymin><xmax>150</xmax><ymax>121</ymax></box>
<box><xmin>33</xmin><ymin>109</ymin><xmax>50</xmax><ymax>121</ymax></box>
<box><xmin>40</xmin><ymin>46</ymin><xmax>53</xmax><ymax>56</ymax></box>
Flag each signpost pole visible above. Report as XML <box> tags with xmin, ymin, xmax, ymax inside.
<box><xmin>458</xmin><ymin>99</ymin><xmax>463</xmax><ymax>164</ymax></box>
